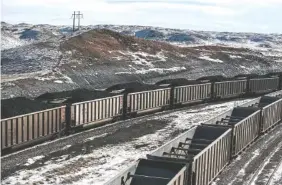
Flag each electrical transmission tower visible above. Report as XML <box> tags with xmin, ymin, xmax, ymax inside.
<box><xmin>71</xmin><ymin>11</ymin><xmax>83</xmax><ymax>32</ymax></box>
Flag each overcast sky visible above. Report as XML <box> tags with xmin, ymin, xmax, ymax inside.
<box><xmin>2</xmin><ymin>0</ymin><xmax>282</xmax><ymax>33</ymax></box>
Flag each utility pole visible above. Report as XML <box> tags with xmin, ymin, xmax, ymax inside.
<box><xmin>71</xmin><ymin>11</ymin><xmax>83</xmax><ymax>32</ymax></box>
<box><xmin>72</xmin><ymin>11</ymin><xmax>76</xmax><ymax>32</ymax></box>
<box><xmin>78</xmin><ymin>11</ymin><xmax>81</xmax><ymax>29</ymax></box>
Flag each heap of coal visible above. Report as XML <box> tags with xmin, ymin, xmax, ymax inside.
<box><xmin>1</xmin><ymin>83</ymin><xmax>162</xmax><ymax>119</ymax></box>
<box><xmin>1</xmin><ymin>97</ymin><xmax>55</xmax><ymax>119</ymax></box>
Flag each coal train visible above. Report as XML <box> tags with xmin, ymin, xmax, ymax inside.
<box><xmin>105</xmin><ymin>91</ymin><xmax>282</xmax><ymax>185</ymax></box>
<box><xmin>1</xmin><ymin>72</ymin><xmax>282</xmax><ymax>153</ymax></box>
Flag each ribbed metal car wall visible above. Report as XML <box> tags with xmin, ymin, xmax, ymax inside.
<box><xmin>71</xmin><ymin>95</ymin><xmax>123</xmax><ymax>126</ymax></box>
<box><xmin>1</xmin><ymin>106</ymin><xmax>66</xmax><ymax>150</ymax></box>
<box><xmin>249</xmin><ymin>77</ymin><xmax>279</xmax><ymax>93</ymax></box>
<box><xmin>214</xmin><ymin>107</ymin><xmax>261</xmax><ymax>156</ymax></box>
<box><xmin>214</xmin><ymin>79</ymin><xmax>247</xmax><ymax>98</ymax></box>
<box><xmin>127</xmin><ymin>88</ymin><xmax>171</xmax><ymax>114</ymax></box>
<box><xmin>174</xmin><ymin>83</ymin><xmax>212</xmax><ymax>104</ymax></box>
<box><xmin>242</xmin><ymin>95</ymin><xmax>282</xmax><ymax>134</ymax></box>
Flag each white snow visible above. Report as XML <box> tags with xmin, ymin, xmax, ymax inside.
<box><xmin>1</xmin><ymin>99</ymin><xmax>250</xmax><ymax>185</ymax></box>
<box><xmin>199</xmin><ymin>56</ymin><xmax>224</xmax><ymax>63</ymax></box>
<box><xmin>61</xmin><ymin>74</ymin><xmax>74</xmax><ymax>84</ymax></box>
<box><xmin>112</xmin><ymin>56</ymin><xmax>123</xmax><ymax>60</ymax></box>
<box><xmin>178</xmin><ymin>54</ymin><xmax>187</xmax><ymax>58</ymax></box>
<box><xmin>229</xmin><ymin>55</ymin><xmax>242</xmax><ymax>59</ymax></box>
<box><xmin>54</xmin><ymin>80</ymin><xmax>63</xmax><ymax>84</ymax></box>
<box><xmin>116</xmin><ymin>67</ymin><xmax>186</xmax><ymax>75</ymax></box>
<box><xmin>250</xmin><ymin>145</ymin><xmax>282</xmax><ymax>185</ymax></box>
<box><xmin>269</xmin><ymin>162</ymin><xmax>282</xmax><ymax>185</ymax></box>
<box><xmin>35</xmin><ymin>75</ymin><xmax>58</xmax><ymax>81</ymax></box>
<box><xmin>135</xmin><ymin>67</ymin><xmax>186</xmax><ymax>74</ymax></box>
<box><xmin>24</xmin><ymin>155</ymin><xmax>45</xmax><ymax>166</ymax></box>
<box><xmin>118</xmin><ymin>50</ymin><xmax>167</xmax><ymax>68</ymax></box>
<box><xmin>83</xmin><ymin>133</ymin><xmax>109</xmax><ymax>142</ymax></box>
<box><xmin>62</xmin><ymin>145</ymin><xmax>72</xmax><ymax>150</ymax></box>
<box><xmin>228</xmin><ymin>149</ymin><xmax>261</xmax><ymax>185</ymax></box>
<box><xmin>33</xmin><ymin>73</ymin><xmax>74</xmax><ymax>84</ymax></box>
<box><xmin>1</xmin><ymin>31</ymin><xmax>27</xmax><ymax>50</ymax></box>
<box><xmin>1</xmin><ymin>70</ymin><xmax>51</xmax><ymax>83</ymax></box>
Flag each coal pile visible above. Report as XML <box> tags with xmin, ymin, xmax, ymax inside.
<box><xmin>36</xmin><ymin>88</ymin><xmax>118</xmax><ymax>104</ymax></box>
<box><xmin>1</xmin><ymin>97</ymin><xmax>55</xmax><ymax>119</ymax></box>
<box><xmin>1</xmin><ymin>88</ymin><xmax>120</xmax><ymax>119</ymax></box>
<box><xmin>106</xmin><ymin>82</ymin><xmax>164</xmax><ymax>93</ymax></box>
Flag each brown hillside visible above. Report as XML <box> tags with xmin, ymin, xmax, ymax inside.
<box><xmin>60</xmin><ymin>29</ymin><xmax>197</xmax><ymax>60</ymax></box>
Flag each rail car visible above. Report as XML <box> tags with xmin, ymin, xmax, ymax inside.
<box><xmin>105</xmin><ymin>91</ymin><xmax>282</xmax><ymax>185</ymax></box>
<box><xmin>1</xmin><ymin>73</ymin><xmax>282</xmax><ymax>153</ymax></box>
<box><xmin>214</xmin><ymin>79</ymin><xmax>247</xmax><ymax>99</ymax></box>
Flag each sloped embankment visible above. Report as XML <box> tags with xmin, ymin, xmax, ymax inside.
<box><xmin>1</xmin><ymin>29</ymin><xmax>282</xmax><ymax>99</ymax></box>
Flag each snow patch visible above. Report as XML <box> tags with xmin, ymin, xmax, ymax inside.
<box><xmin>1</xmin><ymin>70</ymin><xmax>51</xmax><ymax>83</ymax></box>
<box><xmin>269</xmin><ymin>162</ymin><xmax>282</xmax><ymax>185</ymax></box>
<box><xmin>250</xmin><ymin>145</ymin><xmax>282</xmax><ymax>185</ymax></box>
<box><xmin>62</xmin><ymin>145</ymin><xmax>72</xmax><ymax>150</ymax></box>
<box><xmin>118</xmin><ymin>51</ymin><xmax>167</xmax><ymax>68</ymax></box>
<box><xmin>115</xmin><ymin>67</ymin><xmax>186</xmax><ymax>75</ymax></box>
<box><xmin>112</xmin><ymin>56</ymin><xmax>123</xmax><ymax>60</ymax></box>
<box><xmin>240</xmin><ymin>65</ymin><xmax>247</xmax><ymax>69</ymax></box>
<box><xmin>1</xmin><ymin>31</ymin><xmax>27</xmax><ymax>50</ymax></box>
<box><xmin>83</xmin><ymin>133</ymin><xmax>108</xmax><ymax>142</ymax></box>
<box><xmin>35</xmin><ymin>76</ymin><xmax>57</xmax><ymax>81</ymax></box>
<box><xmin>229</xmin><ymin>55</ymin><xmax>242</xmax><ymax>59</ymax></box>
<box><xmin>54</xmin><ymin>80</ymin><xmax>63</xmax><ymax>84</ymax></box>
<box><xmin>199</xmin><ymin>55</ymin><xmax>224</xmax><ymax>63</ymax></box>
<box><xmin>136</xmin><ymin>67</ymin><xmax>186</xmax><ymax>74</ymax></box>
<box><xmin>178</xmin><ymin>53</ymin><xmax>187</xmax><ymax>58</ymax></box>
<box><xmin>227</xmin><ymin>149</ymin><xmax>261</xmax><ymax>185</ymax></box>
<box><xmin>62</xmin><ymin>75</ymin><xmax>74</xmax><ymax>84</ymax></box>
<box><xmin>24</xmin><ymin>155</ymin><xmax>45</xmax><ymax>166</ymax></box>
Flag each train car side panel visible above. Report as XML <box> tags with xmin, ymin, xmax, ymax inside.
<box><xmin>192</xmin><ymin>129</ymin><xmax>232</xmax><ymax>185</ymax></box>
<box><xmin>233</xmin><ymin>111</ymin><xmax>260</xmax><ymax>156</ymax></box>
<box><xmin>261</xmin><ymin>98</ymin><xmax>282</xmax><ymax>133</ymax></box>
<box><xmin>174</xmin><ymin>83</ymin><xmax>211</xmax><ymax>104</ymax></box>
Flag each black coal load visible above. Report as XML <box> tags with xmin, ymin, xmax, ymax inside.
<box><xmin>36</xmin><ymin>88</ymin><xmax>118</xmax><ymax>104</ymax></box>
<box><xmin>1</xmin><ymin>97</ymin><xmax>55</xmax><ymax>119</ymax></box>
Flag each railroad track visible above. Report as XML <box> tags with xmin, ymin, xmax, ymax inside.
<box><xmin>247</xmin><ymin>142</ymin><xmax>282</xmax><ymax>185</ymax></box>
<box><xmin>265</xmin><ymin>159</ymin><xmax>282</xmax><ymax>185</ymax></box>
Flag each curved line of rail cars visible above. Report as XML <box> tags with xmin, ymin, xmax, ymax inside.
<box><xmin>106</xmin><ymin>90</ymin><xmax>282</xmax><ymax>185</ymax></box>
<box><xmin>1</xmin><ymin>73</ymin><xmax>282</xmax><ymax>154</ymax></box>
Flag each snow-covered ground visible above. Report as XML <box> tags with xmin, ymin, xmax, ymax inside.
<box><xmin>214</xmin><ymin>122</ymin><xmax>282</xmax><ymax>185</ymax></box>
<box><xmin>269</xmin><ymin>163</ymin><xmax>282</xmax><ymax>185</ymax></box>
<box><xmin>199</xmin><ymin>55</ymin><xmax>224</xmax><ymax>63</ymax></box>
<box><xmin>1</xmin><ymin>99</ymin><xmax>251</xmax><ymax>185</ymax></box>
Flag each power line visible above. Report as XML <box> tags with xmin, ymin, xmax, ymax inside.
<box><xmin>71</xmin><ymin>11</ymin><xmax>83</xmax><ymax>32</ymax></box>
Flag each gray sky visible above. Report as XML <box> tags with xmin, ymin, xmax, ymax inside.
<box><xmin>2</xmin><ymin>0</ymin><xmax>282</xmax><ymax>33</ymax></box>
